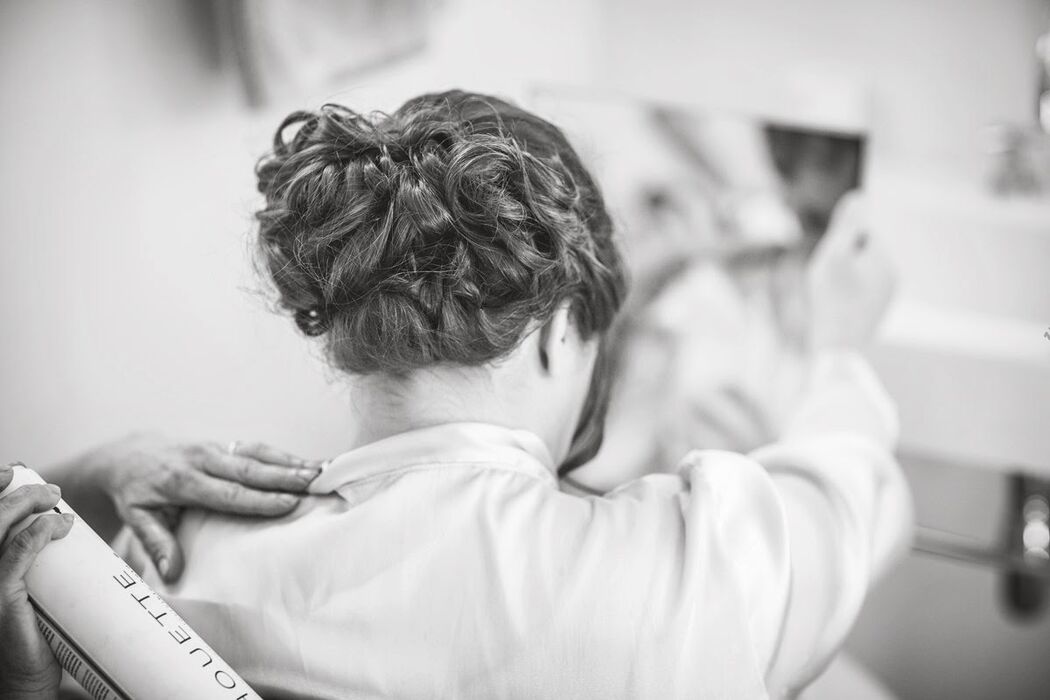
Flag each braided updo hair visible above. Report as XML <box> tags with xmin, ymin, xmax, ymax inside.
<box><xmin>255</xmin><ymin>90</ymin><xmax>626</xmax><ymax>377</ymax></box>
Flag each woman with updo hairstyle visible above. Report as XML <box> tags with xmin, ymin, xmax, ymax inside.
<box><xmin>120</xmin><ymin>91</ymin><xmax>909</xmax><ymax>699</ymax></box>
<box><xmin>253</xmin><ymin>91</ymin><xmax>623</xmax><ymax>471</ymax></box>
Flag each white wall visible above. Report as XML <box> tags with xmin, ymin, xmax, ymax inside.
<box><xmin>1</xmin><ymin>1</ymin><xmax>340</xmax><ymax>462</ymax></box>
<box><xmin>595</xmin><ymin>0</ymin><xmax>1049</xmax><ymax>181</ymax></box>
<box><xmin>0</xmin><ymin>0</ymin><xmax>601</xmax><ymax>464</ymax></box>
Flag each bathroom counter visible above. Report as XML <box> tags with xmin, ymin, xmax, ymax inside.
<box><xmin>870</xmin><ymin>300</ymin><xmax>1050</xmax><ymax>476</ymax></box>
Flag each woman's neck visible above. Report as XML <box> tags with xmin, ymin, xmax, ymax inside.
<box><xmin>346</xmin><ymin>365</ymin><xmax>537</xmax><ymax>451</ymax></box>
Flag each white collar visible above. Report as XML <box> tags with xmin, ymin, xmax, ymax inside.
<box><xmin>309</xmin><ymin>422</ymin><xmax>557</xmax><ymax>496</ymax></box>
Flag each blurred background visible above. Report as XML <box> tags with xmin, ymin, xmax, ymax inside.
<box><xmin>2</xmin><ymin>1</ymin><xmax>1049</xmax><ymax>698</ymax></box>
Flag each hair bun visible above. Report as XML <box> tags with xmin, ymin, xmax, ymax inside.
<box><xmin>254</xmin><ymin>91</ymin><xmax>626</xmax><ymax>376</ymax></box>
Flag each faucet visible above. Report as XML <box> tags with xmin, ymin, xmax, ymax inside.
<box><xmin>985</xmin><ymin>30</ymin><xmax>1050</xmax><ymax>198</ymax></box>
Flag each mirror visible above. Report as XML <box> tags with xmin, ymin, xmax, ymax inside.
<box><xmin>531</xmin><ymin>88</ymin><xmax>867</xmax><ymax>491</ymax></box>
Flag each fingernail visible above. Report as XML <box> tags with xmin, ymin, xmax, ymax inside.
<box><xmin>296</xmin><ymin>467</ymin><xmax>321</xmax><ymax>482</ymax></box>
<box><xmin>47</xmin><ymin>484</ymin><xmax>61</xmax><ymax>497</ymax></box>
<box><xmin>157</xmin><ymin>557</ymin><xmax>170</xmax><ymax>577</ymax></box>
<box><xmin>62</xmin><ymin>513</ymin><xmax>75</xmax><ymax>525</ymax></box>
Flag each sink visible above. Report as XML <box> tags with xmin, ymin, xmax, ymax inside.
<box><xmin>867</xmin><ymin>174</ymin><xmax>1050</xmax><ymax>474</ymax></box>
<box><xmin>870</xmin><ymin>173</ymin><xmax>1050</xmax><ymax>323</ymax></box>
<box><xmin>872</xmin><ymin>301</ymin><xmax>1049</xmax><ymax>474</ymax></box>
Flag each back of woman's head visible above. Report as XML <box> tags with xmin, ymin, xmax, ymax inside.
<box><xmin>255</xmin><ymin>90</ymin><xmax>627</xmax><ymax>376</ymax></box>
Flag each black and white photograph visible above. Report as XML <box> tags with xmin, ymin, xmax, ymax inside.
<box><xmin>1</xmin><ymin>1</ymin><xmax>1049</xmax><ymax>698</ymax></box>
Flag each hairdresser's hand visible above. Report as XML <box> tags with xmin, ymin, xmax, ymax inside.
<box><xmin>808</xmin><ymin>192</ymin><xmax>896</xmax><ymax>350</ymax></box>
<box><xmin>85</xmin><ymin>434</ymin><xmax>322</xmax><ymax>582</ymax></box>
<box><xmin>0</xmin><ymin>464</ymin><xmax>70</xmax><ymax>700</ymax></box>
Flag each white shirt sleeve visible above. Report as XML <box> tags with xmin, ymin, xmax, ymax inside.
<box><xmin>751</xmin><ymin>349</ymin><xmax>913</xmax><ymax>695</ymax></box>
<box><xmin>544</xmin><ymin>350</ymin><xmax>911</xmax><ymax>698</ymax></box>
<box><xmin>541</xmin><ymin>451</ymin><xmax>792</xmax><ymax>698</ymax></box>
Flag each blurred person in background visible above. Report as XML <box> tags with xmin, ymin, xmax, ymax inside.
<box><xmin>568</xmin><ymin>106</ymin><xmax>872</xmax><ymax>491</ymax></box>
<box><xmin>1</xmin><ymin>91</ymin><xmax>911</xmax><ymax>700</ymax></box>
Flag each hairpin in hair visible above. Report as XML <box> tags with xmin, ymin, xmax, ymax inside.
<box><xmin>295</xmin><ymin>307</ymin><xmax>330</xmax><ymax>337</ymax></box>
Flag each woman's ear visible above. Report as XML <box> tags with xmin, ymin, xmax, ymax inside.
<box><xmin>537</xmin><ymin>305</ymin><xmax>573</xmax><ymax>374</ymax></box>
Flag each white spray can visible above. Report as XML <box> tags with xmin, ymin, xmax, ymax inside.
<box><xmin>0</xmin><ymin>464</ymin><xmax>261</xmax><ymax>700</ymax></box>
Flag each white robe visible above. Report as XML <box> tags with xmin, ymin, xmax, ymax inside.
<box><xmin>127</xmin><ymin>351</ymin><xmax>911</xmax><ymax>699</ymax></box>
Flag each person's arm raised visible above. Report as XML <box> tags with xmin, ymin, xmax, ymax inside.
<box><xmin>757</xmin><ymin>192</ymin><xmax>913</xmax><ymax>694</ymax></box>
